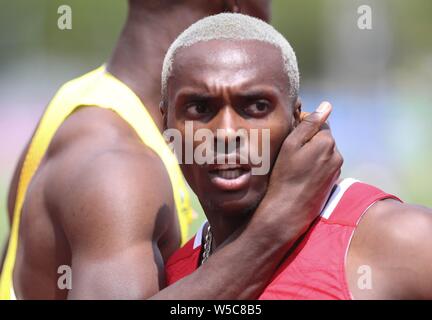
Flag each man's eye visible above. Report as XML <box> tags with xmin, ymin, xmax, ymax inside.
<box><xmin>185</xmin><ymin>103</ymin><xmax>210</xmax><ymax>118</ymax></box>
<box><xmin>244</xmin><ymin>100</ymin><xmax>271</xmax><ymax>117</ymax></box>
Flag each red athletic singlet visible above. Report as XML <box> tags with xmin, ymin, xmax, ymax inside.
<box><xmin>165</xmin><ymin>178</ymin><xmax>401</xmax><ymax>299</ymax></box>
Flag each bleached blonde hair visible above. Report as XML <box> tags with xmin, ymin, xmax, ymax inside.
<box><xmin>161</xmin><ymin>13</ymin><xmax>299</xmax><ymax>103</ymax></box>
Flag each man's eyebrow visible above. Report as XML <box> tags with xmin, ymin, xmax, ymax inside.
<box><xmin>234</xmin><ymin>87</ymin><xmax>281</xmax><ymax>99</ymax></box>
<box><xmin>174</xmin><ymin>89</ymin><xmax>216</xmax><ymax>101</ymax></box>
<box><xmin>173</xmin><ymin>86</ymin><xmax>282</xmax><ymax>102</ymax></box>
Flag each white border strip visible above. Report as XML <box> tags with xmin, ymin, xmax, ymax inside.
<box><xmin>193</xmin><ymin>220</ymin><xmax>207</xmax><ymax>249</ymax></box>
<box><xmin>320</xmin><ymin>178</ymin><xmax>360</xmax><ymax>220</ymax></box>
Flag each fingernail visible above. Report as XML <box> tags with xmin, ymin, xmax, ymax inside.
<box><xmin>317</xmin><ymin>102</ymin><xmax>330</xmax><ymax>113</ymax></box>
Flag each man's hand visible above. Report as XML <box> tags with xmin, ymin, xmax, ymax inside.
<box><xmin>254</xmin><ymin>101</ymin><xmax>343</xmax><ymax>241</ymax></box>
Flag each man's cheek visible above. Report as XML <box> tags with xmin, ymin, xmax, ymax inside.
<box><xmin>266</xmin><ymin>133</ymin><xmax>287</xmax><ymax>175</ymax></box>
<box><xmin>250</xmin><ymin>128</ymin><xmax>271</xmax><ymax>176</ymax></box>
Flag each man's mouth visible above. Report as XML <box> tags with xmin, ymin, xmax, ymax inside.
<box><xmin>208</xmin><ymin>164</ymin><xmax>251</xmax><ymax>191</ymax></box>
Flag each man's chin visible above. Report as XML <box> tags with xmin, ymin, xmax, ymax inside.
<box><xmin>207</xmin><ymin>194</ymin><xmax>263</xmax><ymax>218</ymax></box>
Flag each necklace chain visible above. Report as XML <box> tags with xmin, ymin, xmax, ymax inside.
<box><xmin>201</xmin><ymin>224</ymin><xmax>212</xmax><ymax>264</ymax></box>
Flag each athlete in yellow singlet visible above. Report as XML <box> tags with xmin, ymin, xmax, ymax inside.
<box><xmin>0</xmin><ymin>65</ymin><xmax>194</xmax><ymax>300</ymax></box>
<box><xmin>0</xmin><ymin>1</ymin><xmax>344</xmax><ymax>300</ymax></box>
<box><xmin>0</xmin><ymin>0</ymin><xmax>271</xmax><ymax>300</ymax></box>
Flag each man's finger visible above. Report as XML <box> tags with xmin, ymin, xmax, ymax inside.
<box><xmin>300</xmin><ymin>111</ymin><xmax>310</xmax><ymax>121</ymax></box>
<box><xmin>291</xmin><ymin>101</ymin><xmax>332</xmax><ymax>147</ymax></box>
<box><xmin>301</xmin><ymin>112</ymin><xmax>331</xmax><ymax>129</ymax></box>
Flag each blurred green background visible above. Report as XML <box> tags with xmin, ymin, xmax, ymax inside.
<box><xmin>1</xmin><ymin>0</ymin><xmax>431</xmax><ymax>251</ymax></box>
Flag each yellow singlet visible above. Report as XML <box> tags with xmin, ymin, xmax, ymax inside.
<box><xmin>0</xmin><ymin>66</ymin><xmax>193</xmax><ymax>300</ymax></box>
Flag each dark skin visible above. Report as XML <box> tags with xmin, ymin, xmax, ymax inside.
<box><xmin>4</xmin><ymin>1</ymin><xmax>340</xmax><ymax>299</ymax></box>
<box><xmin>165</xmin><ymin>39</ymin><xmax>432</xmax><ymax>299</ymax></box>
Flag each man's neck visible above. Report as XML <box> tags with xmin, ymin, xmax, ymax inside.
<box><xmin>206</xmin><ymin>210</ymin><xmax>253</xmax><ymax>251</ymax></box>
<box><xmin>107</xmin><ymin>6</ymin><xmax>209</xmax><ymax>131</ymax></box>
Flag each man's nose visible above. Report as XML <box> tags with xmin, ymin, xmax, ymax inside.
<box><xmin>211</xmin><ymin>107</ymin><xmax>244</xmax><ymax>153</ymax></box>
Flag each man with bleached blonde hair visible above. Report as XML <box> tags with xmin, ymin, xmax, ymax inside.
<box><xmin>164</xmin><ymin>13</ymin><xmax>432</xmax><ymax>300</ymax></box>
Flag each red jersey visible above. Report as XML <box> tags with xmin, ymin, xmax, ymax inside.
<box><xmin>165</xmin><ymin>178</ymin><xmax>401</xmax><ymax>299</ymax></box>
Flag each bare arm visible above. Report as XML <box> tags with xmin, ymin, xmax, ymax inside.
<box><xmin>51</xmin><ymin>148</ymin><xmax>175</xmax><ymax>299</ymax></box>
<box><xmin>348</xmin><ymin>199</ymin><xmax>432</xmax><ymax>299</ymax></box>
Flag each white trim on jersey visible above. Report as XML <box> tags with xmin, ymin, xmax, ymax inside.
<box><xmin>320</xmin><ymin>178</ymin><xmax>360</xmax><ymax>220</ymax></box>
<box><xmin>193</xmin><ymin>221</ymin><xmax>207</xmax><ymax>249</ymax></box>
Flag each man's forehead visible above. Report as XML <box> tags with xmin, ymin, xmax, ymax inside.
<box><xmin>174</xmin><ymin>39</ymin><xmax>283</xmax><ymax>68</ymax></box>
<box><xmin>170</xmin><ymin>39</ymin><xmax>287</xmax><ymax>92</ymax></box>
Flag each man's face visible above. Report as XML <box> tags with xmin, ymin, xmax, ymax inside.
<box><xmin>165</xmin><ymin>39</ymin><xmax>299</xmax><ymax>217</ymax></box>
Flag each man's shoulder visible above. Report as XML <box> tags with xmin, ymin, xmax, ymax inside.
<box><xmin>350</xmin><ymin>196</ymin><xmax>432</xmax><ymax>298</ymax></box>
<box><xmin>41</xmin><ymin>107</ymin><xmax>175</xmax><ymax>236</ymax></box>
<box><xmin>47</xmin><ymin>106</ymin><xmax>170</xmax><ymax>192</ymax></box>
<box><xmin>358</xmin><ymin>198</ymin><xmax>432</xmax><ymax>253</ymax></box>
<box><xmin>46</xmin><ymin>106</ymin><xmax>145</xmax><ymax>156</ymax></box>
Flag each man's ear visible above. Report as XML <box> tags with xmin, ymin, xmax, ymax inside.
<box><xmin>293</xmin><ymin>97</ymin><xmax>302</xmax><ymax>128</ymax></box>
<box><xmin>159</xmin><ymin>101</ymin><xmax>168</xmax><ymax>130</ymax></box>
